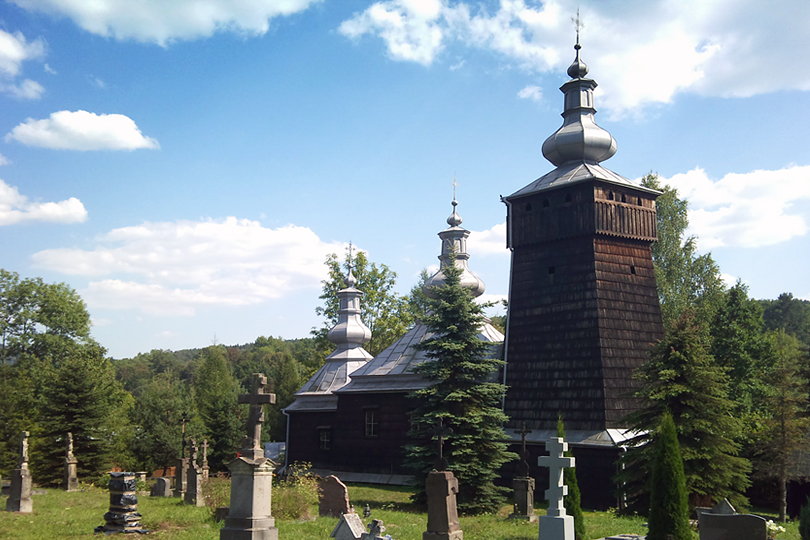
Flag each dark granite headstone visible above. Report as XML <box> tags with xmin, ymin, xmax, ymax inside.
<box><xmin>509</xmin><ymin>476</ymin><xmax>537</xmax><ymax>522</ymax></box>
<box><xmin>423</xmin><ymin>470</ymin><xmax>462</xmax><ymax>540</ymax></box>
<box><xmin>698</xmin><ymin>512</ymin><xmax>766</xmax><ymax>540</ymax></box>
<box><xmin>320</xmin><ymin>475</ymin><xmax>352</xmax><ymax>517</ymax></box>
<box><xmin>150</xmin><ymin>477</ymin><xmax>172</xmax><ymax>497</ymax></box>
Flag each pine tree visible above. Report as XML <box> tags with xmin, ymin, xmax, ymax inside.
<box><xmin>621</xmin><ymin>311</ymin><xmax>750</xmax><ymax>511</ymax></box>
<box><xmin>557</xmin><ymin>417</ymin><xmax>585</xmax><ymax>540</ymax></box>
<box><xmin>405</xmin><ymin>261</ymin><xmax>515</xmax><ymax>514</ymax></box>
<box><xmin>647</xmin><ymin>412</ymin><xmax>691</xmax><ymax>540</ymax></box>
<box><xmin>35</xmin><ymin>343</ymin><xmax>134</xmax><ymax>484</ymax></box>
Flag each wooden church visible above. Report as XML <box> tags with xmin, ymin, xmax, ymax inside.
<box><xmin>284</xmin><ymin>41</ymin><xmax>664</xmax><ymax>508</ymax></box>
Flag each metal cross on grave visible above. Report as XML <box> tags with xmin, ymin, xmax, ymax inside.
<box><xmin>238</xmin><ymin>373</ymin><xmax>276</xmax><ymax>460</ymax></box>
<box><xmin>537</xmin><ymin>437</ymin><xmax>575</xmax><ymax>518</ymax></box>
<box><xmin>431</xmin><ymin>417</ymin><xmax>453</xmax><ymax>471</ymax></box>
<box><xmin>518</xmin><ymin>422</ymin><xmax>532</xmax><ymax>477</ymax></box>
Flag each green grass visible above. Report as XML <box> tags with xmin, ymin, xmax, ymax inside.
<box><xmin>0</xmin><ymin>483</ymin><xmax>801</xmax><ymax>539</ymax></box>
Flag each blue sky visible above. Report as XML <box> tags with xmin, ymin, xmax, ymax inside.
<box><xmin>1</xmin><ymin>0</ymin><xmax>809</xmax><ymax>358</ymax></box>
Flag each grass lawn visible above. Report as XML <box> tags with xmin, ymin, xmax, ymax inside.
<box><xmin>0</xmin><ymin>483</ymin><xmax>799</xmax><ymax>539</ymax></box>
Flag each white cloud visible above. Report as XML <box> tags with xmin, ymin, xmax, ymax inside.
<box><xmin>517</xmin><ymin>85</ymin><xmax>542</xmax><ymax>102</ymax></box>
<box><xmin>1</xmin><ymin>78</ymin><xmax>45</xmax><ymax>99</ymax></box>
<box><xmin>43</xmin><ymin>63</ymin><xmax>56</xmax><ymax>74</ymax></box>
<box><xmin>11</xmin><ymin>0</ymin><xmax>321</xmax><ymax>45</ymax></box>
<box><xmin>339</xmin><ymin>0</ymin><xmax>810</xmax><ymax>117</ymax></box>
<box><xmin>340</xmin><ymin>0</ymin><xmax>445</xmax><ymax>65</ymax></box>
<box><xmin>0</xmin><ymin>29</ymin><xmax>44</xmax><ymax>77</ymax></box>
<box><xmin>659</xmin><ymin>165</ymin><xmax>810</xmax><ymax>249</ymax></box>
<box><xmin>0</xmin><ymin>179</ymin><xmax>88</xmax><ymax>225</ymax></box>
<box><xmin>0</xmin><ymin>154</ymin><xmax>9</xmax><ymax>166</ymax></box>
<box><xmin>6</xmin><ymin>110</ymin><xmax>159</xmax><ymax>151</ymax></box>
<box><xmin>468</xmin><ymin>221</ymin><xmax>507</xmax><ymax>256</ymax></box>
<box><xmin>31</xmin><ymin>217</ymin><xmax>347</xmax><ymax>316</ymax></box>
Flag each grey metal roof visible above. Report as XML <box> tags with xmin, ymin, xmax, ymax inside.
<box><xmin>507</xmin><ymin>160</ymin><xmax>659</xmax><ymax>199</ymax></box>
<box><xmin>337</xmin><ymin>321</ymin><xmax>504</xmax><ymax>394</ymax></box>
<box><xmin>504</xmin><ymin>427</ymin><xmax>636</xmax><ymax>448</ymax></box>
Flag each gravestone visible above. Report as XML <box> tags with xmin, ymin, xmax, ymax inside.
<box><xmin>423</xmin><ymin>470</ymin><xmax>463</xmax><ymax>540</ymax></box>
<box><xmin>220</xmin><ymin>373</ymin><xmax>278</xmax><ymax>540</ymax></box>
<box><xmin>5</xmin><ymin>431</ymin><xmax>32</xmax><ymax>513</ymax></box>
<box><xmin>94</xmin><ymin>471</ymin><xmax>149</xmax><ymax>534</ymax></box>
<box><xmin>537</xmin><ymin>437</ymin><xmax>575</xmax><ymax>540</ymax></box>
<box><xmin>510</xmin><ymin>423</ymin><xmax>537</xmax><ymax>522</ymax></box>
<box><xmin>361</xmin><ymin>519</ymin><xmax>392</xmax><ymax>540</ymax></box>
<box><xmin>320</xmin><ymin>475</ymin><xmax>352</xmax><ymax>517</ymax></box>
<box><xmin>331</xmin><ymin>512</ymin><xmax>366</xmax><ymax>540</ymax></box>
<box><xmin>184</xmin><ymin>439</ymin><xmax>205</xmax><ymax>507</ymax></box>
<box><xmin>64</xmin><ymin>432</ymin><xmax>79</xmax><ymax>492</ymax></box>
<box><xmin>150</xmin><ymin>477</ymin><xmax>172</xmax><ymax>497</ymax></box>
<box><xmin>201</xmin><ymin>439</ymin><xmax>210</xmax><ymax>480</ymax></box>
<box><xmin>698</xmin><ymin>512</ymin><xmax>767</xmax><ymax>540</ymax></box>
<box><xmin>173</xmin><ymin>457</ymin><xmax>189</xmax><ymax>498</ymax></box>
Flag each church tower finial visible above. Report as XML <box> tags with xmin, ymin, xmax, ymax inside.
<box><xmin>541</xmin><ymin>29</ymin><xmax>617</xmax><ymax>167</ymax></box>
<box><xmin>327</xmin><ymin>246</ymin><xmax>371</xmax><ymax>349</ymax></box>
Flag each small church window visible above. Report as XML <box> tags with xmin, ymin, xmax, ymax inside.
<box><xmin>525</xmin><ymin>203</ymin><xmax>532</xmax><ymax>211</ymax></box>
<box><xmin>637</xmin><ymin>197</ymin><xmax>642</xmax><ymax>206</ymax></box>
<box><xmin>364</xmin><ymin>410</ymin><xmax>379</xmax><ymax>438</ymax></box>
<box><xmin>318</xmin><ymin>428</ymin><xmax>331</xmax><ymax>450</ymax></box>
<box><xmin>608</xmin><ymin>191</ymin><xmax>614</xmax><ymax>201</ymax></box>
<box><xmin>565</xmin><ymin>193</ymin><xmax>572</xmax><ymax>203</ymax></box>
<box><xmin>621</xmin><ymin>194</ymin><xmax>627</xmax><ymax>203</ymax></box>
<box><xmin>548</xmin><ymin>266</ymin><xmax>556</xmax><ymax>276</ymax></box>
<box><xmin>630</xmin><ymin>265</ymin><xmax>636</xmax><ymax>275</ymax></box>
<box><xmin>542</xmin><ymin>199</ymin><xmax>549</xmax><ymax>208</ymax></box>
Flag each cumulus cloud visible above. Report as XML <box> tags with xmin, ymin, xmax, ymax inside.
<box><xmin>340</xmin><ymin>0</ymin><xmax>445</xmax><ymax>65</ymax></box>
<box><xmin>468</xmin><ymin>221</ymin><xmax>507</xmax><ymax>256</ymax></box>
<box><xmin>6</xmin><ymin>110</ymin><xmax>159</xmax><ymax>151</ymax></box>
<box><xmin>11</xmin><ymin>0</ymin><xmax>321</xmax><ymax>45</ymax></box>
<box><xmin>517</xmin><ymin>85</ymin><xmax>542</xmax><ymax>102</ymax></box>
<box><xmin>0</xmin><ymin>29</ymin><xmax>46</xmax><ymax>99</ymax></box>
<box><xmin>0</xmin><ymin>154</ymin><xmax>9</xmax><ymax>166</ymax></box>
<box><xmin>659</xmin><ymin>165</ymin><xmax>810</xmax><ymax>250</ymax></box>
<box><xmin>31</xmin><ymin>217</ymin><xmax>347</xmax><ymax>316</ymax></box>
<box><xmin>0</xmin><ymin>179</ymin><xmax>88</xmax><ymax>225</ymax></box>
<box><xmin>340</xmin><ymin>0</ymin><xmax>810</xmax><ymax>117</ymax></box>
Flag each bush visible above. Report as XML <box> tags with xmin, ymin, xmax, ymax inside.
<box><xmin>202</xmin><ymin>472</ymin><xmax>231</xmax><ymax>519</ymax></box>
<box><xmin>647</xmin><ymin>412</ymin><xmax>691</xmax><ymax>540</ymax></box>
<box><xmin>274</xmin><ymin>461</ymin><xmax>319</xmax><ymax>520</ymax></box>
<box><xmin>800</xmin><ymin>497</ymin><xmax>810</xmax><ymax>540</ymax></box>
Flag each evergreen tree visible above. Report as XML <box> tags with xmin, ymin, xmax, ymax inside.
<box><xmin>193</xmin><ymin>346</ymin><xmax>244</xmax><ymax>471</ymax></box>
<box><xmin>761</xmin><ymin>292</ymin><xmax>810</xmax><ymax>347</ymax></box>
<box><xmin>35</xmin><ymin>343</ymin><xmax>134</xmax><ymax>484</ymax></box>
<box><xmin>755</xmin><ymin>330</ymin><xmax>810</xmax><ymax>522</ymax></box>
<box><xmin>557</xmin><ymin>417</ymin><xmax>585</xmax><ymax>540</ymax></box>
<box><xmin>314</xmin><ymin>249</ymin><xmax>413</xmax><ymax>356</ymax></box>
<box><xmin>404</xmin><ymin>261</ymin><xmax>515</xmax><ymax>514</ymax></box>
<box><xmin>621</xmin><ymin>311</ymin><xmax>750</xmax><ymax>511</ymax></box>
<box><xmin>647</xmin><ymin>412</ymin><xmax>691</xmax><ymax>540</ymax></box>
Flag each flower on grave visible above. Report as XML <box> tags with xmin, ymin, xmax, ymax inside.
<box><xmin>766</xmin><ymin>519</ymin><xmax>786</xmax><ymax>539</ymax></box>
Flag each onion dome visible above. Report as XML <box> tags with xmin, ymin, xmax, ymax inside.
<box><xmin>327</xmin><ymin>266</ymin><xmax>372</xmax><ymax>348</ymax></box>
<box><xmin>423</xmin><ymin>198</ymin><xmax>486</xmax><ymax>298</ymax></box>
<box><xmin>541</xmin><ymin>42</ymin><xmax>617</xmax><ymax>167</ymax></box>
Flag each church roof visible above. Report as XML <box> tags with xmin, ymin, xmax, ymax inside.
<box><xmin>284</xmin><ymin>262</ymin><xmax>373</xmax><ymax>413</ymax></box>
<box><xmin>336</xmin><ymin>321</ymin><xmax>503</xmax><ymax>394</ymax></box>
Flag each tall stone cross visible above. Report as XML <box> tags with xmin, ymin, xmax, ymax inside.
<box><xmin>537</xmin><ymin>437</ymin><xmax>575</xmax><ymax>518</ymax></box>
<box><xmin>432</xmin><ymin>417</ymin><xmax>453</xmax><ymax>471</ymax></box>
<box><xmin>238</xmin><ymin>373</ymin><xmax>276</xmax><ymax>460</ymax></box>
<box><xmin>18</xmin><ymin>431</ymin><xmax>29</xmax><ymax>468</ymax></box>
<box><xmin>66</xmin><ymin>432</ymin><xmax>75</xmax><ymax>461</ymax></box>
<box><xmin>518</xmin><ymin>422</ymin><xmax>532</xmax><ymax>477</ymax></box>
<box><xmin>202</xmin><ymin>439</ymin><xmax>209</xmax><ymax>469</ymax></box>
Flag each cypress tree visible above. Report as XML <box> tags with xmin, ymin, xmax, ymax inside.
<box><xmin>557</xmin><ymin>417</ymin><xmax>585</xmax><ymax>540</ymax></box>
<box><xmin>405</xmin><ymin>260</ymin><xmax>515</xmax><ymax>514</ymax></box>
<box><xmin>647</xmin><ymin>412</ymin><xmax>691</xmax><ymax>540</ymax></box>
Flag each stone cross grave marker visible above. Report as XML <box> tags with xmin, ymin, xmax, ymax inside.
<box><xmin>538</xmin><ymin>437</ymin><xmax>575</xmax><ymax>540</ymax></box>
<box><xmin>423</xmin><ymin>470</ymin><xmax>463</xmax><ymax>540</ymax></box>
<box><xmin>518</xmin><ymin>422</ymin><xmax>531</xmax><ymax>477</ymax></box>
<box><xmin>64</xmin><ymin>432</ymin><xmax>79</xmax><ymax>491</ymax></box>
<box><xmin>201</xmin><ymin>439</ymin><xmax>210</xmax><ymax>479</ymax></box>
<box><xmin>5</xmin><ymin>431</ymin><xmax>32</xmax><ymax>513</ymax></box>
<box><xmin>220</xmin><ymin>373</ymin><xmax>278</xmax><ymax>540</ymax></box>
<box><xmin>239</xmin><ymin>373</ymin><xmax>276</xmax><ymax>460</ymax></box>
<box><xmin>184</xmin><ymin>439</ymin><xmax>205</xmax><ymax>507</ymax></box>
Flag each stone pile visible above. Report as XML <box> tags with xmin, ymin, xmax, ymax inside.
<box><xmin>94</xmin><ymin>472</ymin><xmax>149</xmax><ymax>534</ymax></box>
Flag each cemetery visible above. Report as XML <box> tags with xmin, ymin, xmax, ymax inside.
<box><xmin>2</xmin><ymin>15</ymin><xmax>810</xmax><ymax>540</ymax></box>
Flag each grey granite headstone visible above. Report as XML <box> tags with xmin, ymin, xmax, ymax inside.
<box><xmin>320</xmin><ymin>475</ymin><xmax>352</xmax><ymax>517</ymax></box>
<box><xmin>698</xmin><ymin>512</ymin><xmax>766</xmax><ymax>540</ymax></box>
<box><xmin>509</xmin><ymin>476</ymin><xmax>537</xmax><ymax>522</ymax></box>
<box><xmin>423</xmin><ymin>470</ymin><xmax>463</xmax><ymax>540</ymax></box>
<box><xmin>5</xmin><ymin>431</ymin><xmax>32</xmax><ymax>513</ymax></box>
<box><xmin>331</xmin><ymin>512</ymin><xmax>365</xmax><ymax>540</ymax></box>
<box><xmin>150</xmin><ymin>477</ymin><xmax>172</xmax><ymax>497</ymax></box>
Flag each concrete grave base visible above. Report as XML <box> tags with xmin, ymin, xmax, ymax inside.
<box><xmin>219</xmin><ymin>457</ymin><xmax>278</xmax><ymax>540</ymax></box>
<box><xmin>539</xmin><ymin>514</ymin><xmax>574</xmax><ymax>540</ymax></box>
<box><xmin>423</xmin><ymin>532</ymin><xmax>464</xmax><ymax>540</ymax></box>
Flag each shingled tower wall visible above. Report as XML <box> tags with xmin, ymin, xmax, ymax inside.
<box><xmin>503</xmin><ymin>42</ymin><xmax>664</xmax><ymax>432</ymax></box>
